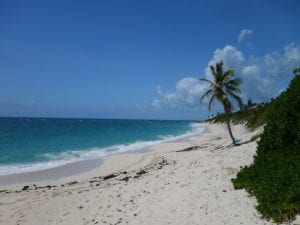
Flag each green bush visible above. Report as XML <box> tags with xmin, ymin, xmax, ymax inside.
<box><xmin>232</xmin><ymin>74</ymin><xmax>300</xmax><ymax>223</ymax></box>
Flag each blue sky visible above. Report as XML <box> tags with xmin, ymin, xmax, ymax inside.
<box><xmin>0</xmin><ymin>0</ymin><xmax>299</xmax><ymax>120</ymax></box>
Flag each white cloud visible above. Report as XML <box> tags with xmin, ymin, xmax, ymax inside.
<box><xmin>205</xmin><ymin>43</ymin><xmax>300</xmax><ymax>102</ymax></box>
<box><xmin>156</xmin><ymin>85</ymin><xmax>163</xmax><ymax>95</ymax></box>
<box><xmin>151</xmin><ymin>77</ymin><xmax>207</xmax><ymax>109</ymax></box>
<box><xmin>242</xmin><ymin>65</ymin><xmax>260</xmax><ymax>76</ymax></box>
<box><xmin>238</xmin><ymin>29</ymin><xmax>253</xmax><ymax>43</ymax></box>
<box><xmin>205</xmin><ymin>45</ymin><xmax>244</xmax><ymax>78</ymax></box>
<box><xmin>263</xmin><ymin>43</ymin><xmax>300</xmax><ymax>78</ymax></box>
<box><xmin>140</xmin><ymin>42</ymin><xmax>300</xmax><ymax>117</ymax></box>
<box><xmin>152</xmin><ymin>99</ymin><xmax>161</xmax><ymax>109</ymax></box>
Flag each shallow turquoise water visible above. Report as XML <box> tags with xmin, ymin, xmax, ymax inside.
<box><xmin>0</xmin><ymin>118</ymin><xmax>203</xmax><ymax>174</ymax></box>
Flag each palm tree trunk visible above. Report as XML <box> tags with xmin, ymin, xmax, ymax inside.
<box><xmin>225</xmin><ymin>111</ymin><xmax>235</xmax><ymax>143</ymax></box>
<box><xmin>223</xmin><ymin>101</ymin><xmax>236</xmax><ymax>144</ymax></box>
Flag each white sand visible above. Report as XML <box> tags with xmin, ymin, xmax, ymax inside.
<box><xmin>0</xmin><ymin>123</ymin><xmax>299</xmax><ymax>225</ymax></box>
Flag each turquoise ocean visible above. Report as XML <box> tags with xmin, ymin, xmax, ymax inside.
<box><xmin>0</xmin><ymin>118</ymin><xmax>204</xmax><ymax>175</ymax></box>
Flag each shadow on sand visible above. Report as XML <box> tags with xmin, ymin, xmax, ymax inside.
<box><xmin>234</xmin><ymin>140</ymin><xmax>252</xmax><ymax>146</ymax></box>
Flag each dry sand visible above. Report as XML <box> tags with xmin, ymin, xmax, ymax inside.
<box><xmin>0</xmin><ymin>122</ymin><xmax>299</xmax><ymax>225</ymax></box>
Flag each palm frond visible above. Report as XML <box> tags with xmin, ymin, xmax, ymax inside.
<box><xmin>209</xmin><ymin>65</ymin><xmax>217</xmax><ymax>78</ymax></box>
<box><xmin>200</xmin><ymin>89</ymin><xmax>213</xmax><ymax>102</ymax></box>
<box><xmin>226</xmin><ymin>85</ymin><xmax>241</xmax><ymax>93</ymax></box>
<box><xmin>223</xmin><ymin>68</ymin><xmax>234</xmax><ymax>82</ymax></box>
<box><xmin>227</xmin><ymin>90</ymin><xmax>243</xmax><ymax>108</ymax></box>
<box><xmin>199</xmin><ymin>78</ymin><xmax>214</xmax><ymax>86</ymax></box>
<box><xmin>208</xmin><ymin>94</ymin><xmax>216</xmax><ymax>112</ymax></box>
<box><xmin>225</xmin><ymin>77</ymin><xmax>243</xmax><ymax>86</ymax></box>
<box><xmin>200</xmin><ymin>61</ymin><xmax>243</xmax><ymax>117</ymax></box>
<box><xmin>216</xmin><ymin>61</ymin><xmax>224</xmax><ymax>75</ymax></box>
<box><xmin>216</xmin><ymin>61</ymin><xmax>224</xmax><ymax>83</ymax></box>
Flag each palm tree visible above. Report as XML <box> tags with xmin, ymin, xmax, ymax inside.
<box><xmin>200</xmin><ymin>61</ymin><xmax>243</xmax><ymax>145</ymax></box>
<box><xmin>293</xmin><ymin>67</ymin><xmax>300</xmax><ymax>76</ymax></box>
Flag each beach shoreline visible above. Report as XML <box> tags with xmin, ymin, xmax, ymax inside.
<box><xmin>1</xmin><ymin>122</ymin><xmax>298</xmax><ymax>225</ymax></box>
<box><xmin>0</xmin><ymin>158</ymin><xmax>103</xmax><ymax>187</ymax></box>
<box><xmin>0</xmin><ymin>123</ymin><xmax>208</xmax><ymax>187</ymax></box>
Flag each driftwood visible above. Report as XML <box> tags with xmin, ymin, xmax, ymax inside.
<box><xmin>176</xmin><ymin>146</ymin><xmax>200</xmax><ymax>152</ymax></box>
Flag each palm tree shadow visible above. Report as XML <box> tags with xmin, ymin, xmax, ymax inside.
<box><xmin>234</xmin><ymin>140</ymin><xmax>252</xmax><ymax>146</ymax></box>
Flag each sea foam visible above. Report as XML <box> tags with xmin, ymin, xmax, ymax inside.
<box><xmin>0</xmin><ymin>122</ymin><xmax>205</xmax><ymax>175</ymax></box>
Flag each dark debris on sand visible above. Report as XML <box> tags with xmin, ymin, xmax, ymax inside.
<box><xmin>0</xmin><ymin>157</ymin><xmax>174</xmax><ymax>194</ymax></box>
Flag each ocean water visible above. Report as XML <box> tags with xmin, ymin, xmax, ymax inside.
<box><xmin>0</xmin><ymin>118</ymin><xmax>204</xmax><ymax>175</ymax></box>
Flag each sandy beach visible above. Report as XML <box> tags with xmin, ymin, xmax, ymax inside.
<box><xmin>0</xmin><ymin>122</ymin><xmax>299</xmax><ymax>225</ymax></box>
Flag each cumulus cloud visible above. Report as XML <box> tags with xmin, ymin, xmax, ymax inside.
<box><xmin>262</xmin><ymin>43</ymin><xmax>300</xmax><ymax>78</ymax></box>
<box><xmin>238</xmin><ymin>29</ymin><xmax>253</xmax><ymax>43</ymax></box>
<box><xmin>150</xmin><ymin>77</ymin><xmax>207</xmax><ymax>110</ymax></box>
<box><xmin>242</xmin><ymin>65</ymin><xmax>260</xmax><ymax>76</ymax></box>
<box><xmin>204</xmin><ymin>43</ymin><xmax>300</xmax><ymax>102</ymax></box>
<box><xmin>205</xmin><ymin>45</ymin><xmax>244</xmax><ymax>78</ymax></box>
<box><xmin>139</xmin><ymin>41</ymin><xmax>300</xmax><ymax>117</ymax></box>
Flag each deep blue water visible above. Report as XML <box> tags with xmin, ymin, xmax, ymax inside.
<box><xmin>0</xmin><ymin>118</ymin><xmax>203</xmax><ymax>175</ymax></box>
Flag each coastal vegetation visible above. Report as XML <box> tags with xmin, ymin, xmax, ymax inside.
<box><xmin>200</xmin><ymin>61</ymin><xmax>243</xmax><ymax>145</ymax></box>
<box><xmin>231</xmin><ymin>70</ymin><xmax>300</xmax><ymax>223</ymax></box>
<box><xmin>209</xmin><ymin>101</ymin><xmax>270</xmax><ymax>130</ymax></box>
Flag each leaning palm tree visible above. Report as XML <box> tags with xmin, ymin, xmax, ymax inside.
<box><xmin>200</xmin><ymin>61</ymin><xmax>243</xmax><ymax>145</ymax></box>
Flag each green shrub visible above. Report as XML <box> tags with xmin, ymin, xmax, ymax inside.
<box><xmin>232</xmin><ymin>74</ymin><xmax>300</xmax><ymax>223</ymax></box>
<box><xmin>210</xmin><ymin>103</ymin><xmax>270</xmax><ymax>130</ymax></box>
